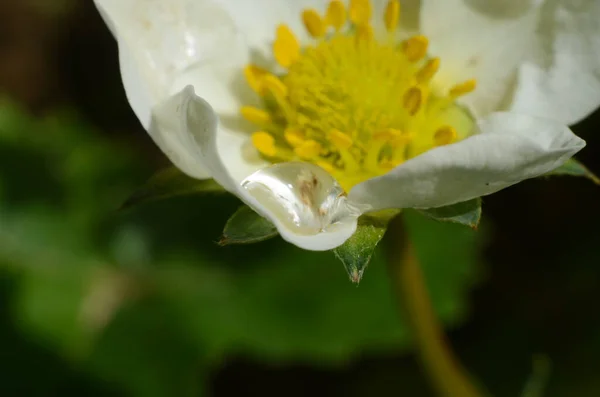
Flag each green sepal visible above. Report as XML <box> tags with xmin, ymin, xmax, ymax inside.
<box><xmin>417</xmin><ymin>198</ymin><xmax>482</xmax><ymax>230</ymax></box>
<box><xmin>334</xmin><ymin>210</ymin><xmax>399</xmax><ymax>284</ymax></box>
<box><xmin>121</xmin><ymin>167</ymin><xmax>226</xmax><ymax>209</ymax></box>
<box><xmin>219</xmin><ymin>205</ymin><xmax>278</xmax><ymax>246</ymax></box>
<box><xmin>546</xmin><ymin>158</ymin><xmax>599</xmax><ymax>184</ymax></box>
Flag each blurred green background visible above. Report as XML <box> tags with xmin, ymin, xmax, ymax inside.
<box><xmin>0</xmin><ymin>1</ymin><xmax>599</xmax><ymax>396</ymax></box>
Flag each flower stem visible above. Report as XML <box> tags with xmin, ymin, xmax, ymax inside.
<box><xmin>387</xmin><ymin>218</ymin><xmax>484</xmax><ymax>397</ymax></box>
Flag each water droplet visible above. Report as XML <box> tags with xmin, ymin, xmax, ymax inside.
<box><xmin>241</xmin><ymin>162</ymin><xmax>362</xmax><ymax>235</ymax></box>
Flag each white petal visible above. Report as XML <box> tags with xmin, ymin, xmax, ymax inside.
<box><xmin>94</xmin><ymin>0</ymin><xmax>252</xmax><ymax>179</ymax></box>
<box><xmin>420</xmin><ymin>0</ymin><xmax>543</xmax><ymax>117</ymax></box>
<box><xmin>174</xmin><ymin>85</ymin><xmax>362</xmax><ymax>251</ymax></box>
<box><xmin>348</xmin><ymin>112</ymin><xmax>585</xmax><ymax>210</ymax></box>
<box><xmin>510</xmin><ymin>0</ymin><xmax>600</xmax><ymax>125</ymax></box>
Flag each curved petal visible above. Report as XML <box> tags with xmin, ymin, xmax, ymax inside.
<box><xmin>420</xmin><ymin>0</ymin><xmax>543</xmax><ymax>117</ymax></box>
<box><xmin>173</xmin><ymin>85</ymin><xmax>363</xmax><ymax>251</ymax></box>
<box><xmin>94</xmin><ymin>0</ymin><xmax>252</xmax><ymax>179</ymax></box>
<box><xmin>510</xmin><ymin>0</ymin><xmax>600</xmax><ymax>125</ymax></box>
<box><xmin>348</xmin><ymin>112</ymin><xmax>585</xmax><ymax>210</ymax></box>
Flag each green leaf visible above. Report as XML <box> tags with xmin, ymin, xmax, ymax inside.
<box><xmin>546</xmin><ymin>158</ymin><xmax>600</xmax><ymax>184</ymax></box>
<box><xmin>219</xmin><ymin>205</ymin><xmax>278</xmax><ymax>245</ymax></box>
<box><xmin>121</xmin><ymin>167</ymin><xmax>226</xmax><ymax>210</ymax></box>
<box><xmin>417</xmin><ymin>198</ymin><xmax>482</xmax><ymax>229</ymax></box>
<box><xmin>334</xmin><ymin>210</ymin><xmax>399</xmax><ymax>284</ymax></box>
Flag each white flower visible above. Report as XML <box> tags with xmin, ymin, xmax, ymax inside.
<box><xmin>95</xmin><ymin>0</ymin><xmax>593</xmax><ymax>251</ymax></box>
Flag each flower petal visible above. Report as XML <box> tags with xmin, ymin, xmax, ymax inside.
<box><xmin>94</xmin><ymin>0</ymin><xmax>255</xmax><ymax>179</ymax></box>
<box><xmin>420</xmin><ymin>0</ymin><xmax>543</xmax><ymax>117</ymax></box>
<box><xmin>510</xmin><ymin>0</ymin><xmax>600</xmax><ymax>125</ymax></box>
<box><xmin>348</xmin><ymin>112</ymin><xmax>585</xmax><ymax>210</ymax></box>
<box><xmin>172</xmin><ymin>85</ymin><xmax>362</xmax><ymax>251</ymax></box>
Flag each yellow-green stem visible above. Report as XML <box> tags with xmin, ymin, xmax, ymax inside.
<box><xmin>387</xmin><ymin>218</ymin><xmax>483</xmax><ymax>397</ymax></box>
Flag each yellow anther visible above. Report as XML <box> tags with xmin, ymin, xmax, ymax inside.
<box><xmin>294</xmin><ymin>140</ymin><xmax>322</xmax><ymax>159</ymax></box>
<box><xmin>375</xmin><ymin>128</ymin><xmax>412</xmax><ymax>146</ymax></box>
<box><xmin>244</xmin><ymin>65</ymin><xmax>268</xmax><ymax>96</ymax></box>
<box><xmin>252</xmin><ymin>132</ymin><xmax>277</xmax><ymax>157</ymax></box>
<box><xmin>349</xmin><ymin>0</ymin><xmax>372</xmax><ymax>26</ymax></box>
<box><xmin>284</xmin><ymin>127</ymin><xmax>305</xmax><ymax>147</ymax></box>
<box><xmin>403</xmin><ymin>87</ymin><xmax>423</xmax><ymax>116</ymax></box>
<box><xmin>434</xmin><ymin>125</ymin><xmax>457</xmax><ymax>146</ymax></box>
<box><xmin>328</xmin><ymin>129</ymin><xmax>353</xmax><ymax>150</ymax></box>
<box><xmin>449</xmin><ymin>79</ymin><xmax>477</xmax><ymax>98</ymax></box>
<box><xmin>416</xmin><ymin>57</ymin><xmax>440</xmax><ymax>84</ymax></box>
<box><xmin>273</xmin><ymin>24</ymin><xmax>300</xmax><ymax>68</ymax></box>
<box><xmin>302</xmin><ymin>9</ymin><xmax>326</xmax><ymax>38</ymax></box>
<box><xmin>356</xmin><ymin>24</ymin><xmax>374</xmax><ymax>41</ymax></box>
<box><xmin>379</xmin><ymin>159</ymin><xmax>398</xmax><ymax>170</ymax></box>
<box><xmin>326</xmin><ymin>0</ymin><xmax>346</xmax><ymax>31</ymax></box>
<box><xmin>262</xmin><ymin>74</ymin><xmax>288</xmax><ymax>99</ymax></box>
<box><xmin>384</xmin><ymin>0</ymin><xmax>400</xmax><ymax>32</ymax></box>
<box><xmin>402</xmin><ymin>35</ymin><xmax>429</xmax><ymax>62</ymax></box>
<box><xmin>374</xmin><ymin>128</ymin><xmax>401</xmax><ymax>142</ymax></box>
<box><xmin>240</xmin><ymin>106</ymin><xmax>271</xmax><ymax>125</ymax></box>
<box><xmin>315</xmin><ymin>160</ymin><xmax>337</xmax><ymax>174</ymax></box>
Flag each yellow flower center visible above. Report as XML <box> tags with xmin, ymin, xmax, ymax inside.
<box><xmin>241</xmin><ymin>0</ymin><xmax>476</xmax><ymax>192</ymax></box>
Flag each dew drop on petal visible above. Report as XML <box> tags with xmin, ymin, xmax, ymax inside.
<box><xmin>241</xmin><ymin>162</ymin><xmax>364</xmax><ymax>235</ymax></box>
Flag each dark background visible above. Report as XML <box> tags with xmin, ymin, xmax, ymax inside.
<box><xmin>0</xmin><ymin>1</ymin><xmax>598</xmax><ymax>396</ymax></box>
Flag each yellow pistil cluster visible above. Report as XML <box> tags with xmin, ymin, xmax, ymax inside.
<box><xmin>241</xmin><ymin>0</ymin><xmax>476</xmax><ymax>192</ymax></box>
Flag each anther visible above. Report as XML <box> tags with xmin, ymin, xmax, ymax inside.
<box><xmin>328</xmin><ymin>129</ymin><xmax>353</xmax><ymax>150</ymax></box>
<box><xmin>326</xmin><ymin>0</ymin><xmax>346</xmax><ymax>30</ymax></box>
<box><xmin>349</xmin><ymin>0</ymin><xmax>372</xmax><ymax>26</ymax></box>
<box><xmin>416</xmin><ymin>57</ymin><xmax>440</xmax><ymax>83</ymax></box>
<box><xmin>244</xmin><ymin>65</ymin><xmax>268</xmax><ymax>96</ymax></box>
<box><xmin>449</xmin><ymin>79</ymin><xmax>477</xmax><ymax>98</ymax></box>
<box><xmin>403</xmin><ymin>87</ymin><xmax>423</xmax><ymax>116</ymax></box>
<box><xmin>294</xmin><ymin>140</ymin><xmax>323</xmax><ymax>159</ymax></box>
<box><xmin>252</xmin><ymin>132</ymin><xmax>277</xmax><ymax>157</ymax></box>
<box><xmin>273</xmin><ymin>24</ymin><xmax>300</xmax><ymax>68</ymax></box>
<box><xmin>384</xmin><ymin>0</ymin><xmax>400</xmax><ymax>33</ymax></box>
<box><xmin>241</xmin><ymin>106</ymin><xmax>271</xmax><ymax>125</ymax></box>
<box><xmin>303</xmin><ymin>9</ymin><xmax>326</xmax><ymax>38</ymax></box>
<box><xmin>402</xmin><ymin>35</ymin><xmax>429</xmax><ymax>62</ymax></box>
<box><xmin>434</xmin><ymin>126</ymin><xmax>457</xmax><ymax>146</ymax></box>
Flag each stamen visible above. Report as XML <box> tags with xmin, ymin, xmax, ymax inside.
<box><xmin>284</xmin><ymin>128</ymin><xmax>305</xmax><ymax>147</ymax></box>
<box><xmin>384</xmin><ymin>0</ymin><xmax>400</xmax><ymax>33</ymax></box>
<box><xmin>349</xmin><ymin>0</ymin><xmax>372</xmax><ymax>26</ymax></box>
<box><xmin>326</xmin><ymin>0</ymin><xmax>346</xmax><ymax>31</ymax></box>
<box><xmin>381</xmin><ymin>128</ymin><xmax>412</xmax><ymax>147</ymax></box>
<box><xmin>262</xmin><ymin>75</ymin><xmax>288</xmax><ymax>103</ymax></box>
<box><xmin>328</xmin><ymin>129</ymin><xmax>353</xmax><ymax>150</ymax></box>
<box><xmin>241</xmin><ymin>106</ymin><xmax>271</xmax><ymax>125</ymax></box>
<box><xmin>449</xmin><ymin>79</ymin><xmax>477</xmax><ymax>98</ymax></box>
<box><xmin>294</xmin><ymin>140</ymin><xmax>322</xmax><ymax>159</ymax></box>
<box><xmin>416</xmin><ymin>57</ymin><xmax>440</xmax><ymax>83</ymax></box>
<box><xmin>434</xmin><ymin>126</ymin><xmax>457</xmax><ymax>146</ymax></box>
<box><xmin>402</xmin><ymin>35</ymin><xmax>429</xmax><ymax>62</ymax></box>
<box><xmin>303</xmin><ymin>9</ymin><xmax>326</xmax><ymax>38</ymax></box>
<box><xmin>244</xmin><ymin>65</ymin><xmax>268</xmax><ymax>96</ymax></box>
<box><xmin>274</xmin><ymin>24</ymin><xmax>300</xmax><ymax>68</ymax></box>
<box><xmin>252</xmin><ymin>132</ymin><xmax>277</xmax><ymax>157</ymax></box>
<box><xmin>403</xmin><ymin>87</ymin><xmax>423</xmax><ymax>116</ymax></box>
<box><xmin>356</xmin><ymin>24</ymin><xmax>374</xmax><ymax>41</ymax></box>
<box><xmin>316</xmin><ymin>160</ymin><xmax>337</xmax><ymax>174</ymax></box>
<box><xmin>373</xmin><ymin>128</ymin><xmax>403</xmax><ymax>142</ymax></box>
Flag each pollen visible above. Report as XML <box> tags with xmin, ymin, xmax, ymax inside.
<box><xmin>241</xmin><ymin>0</ymin><xmax>476</xmax><ymax>192</ymax></box>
